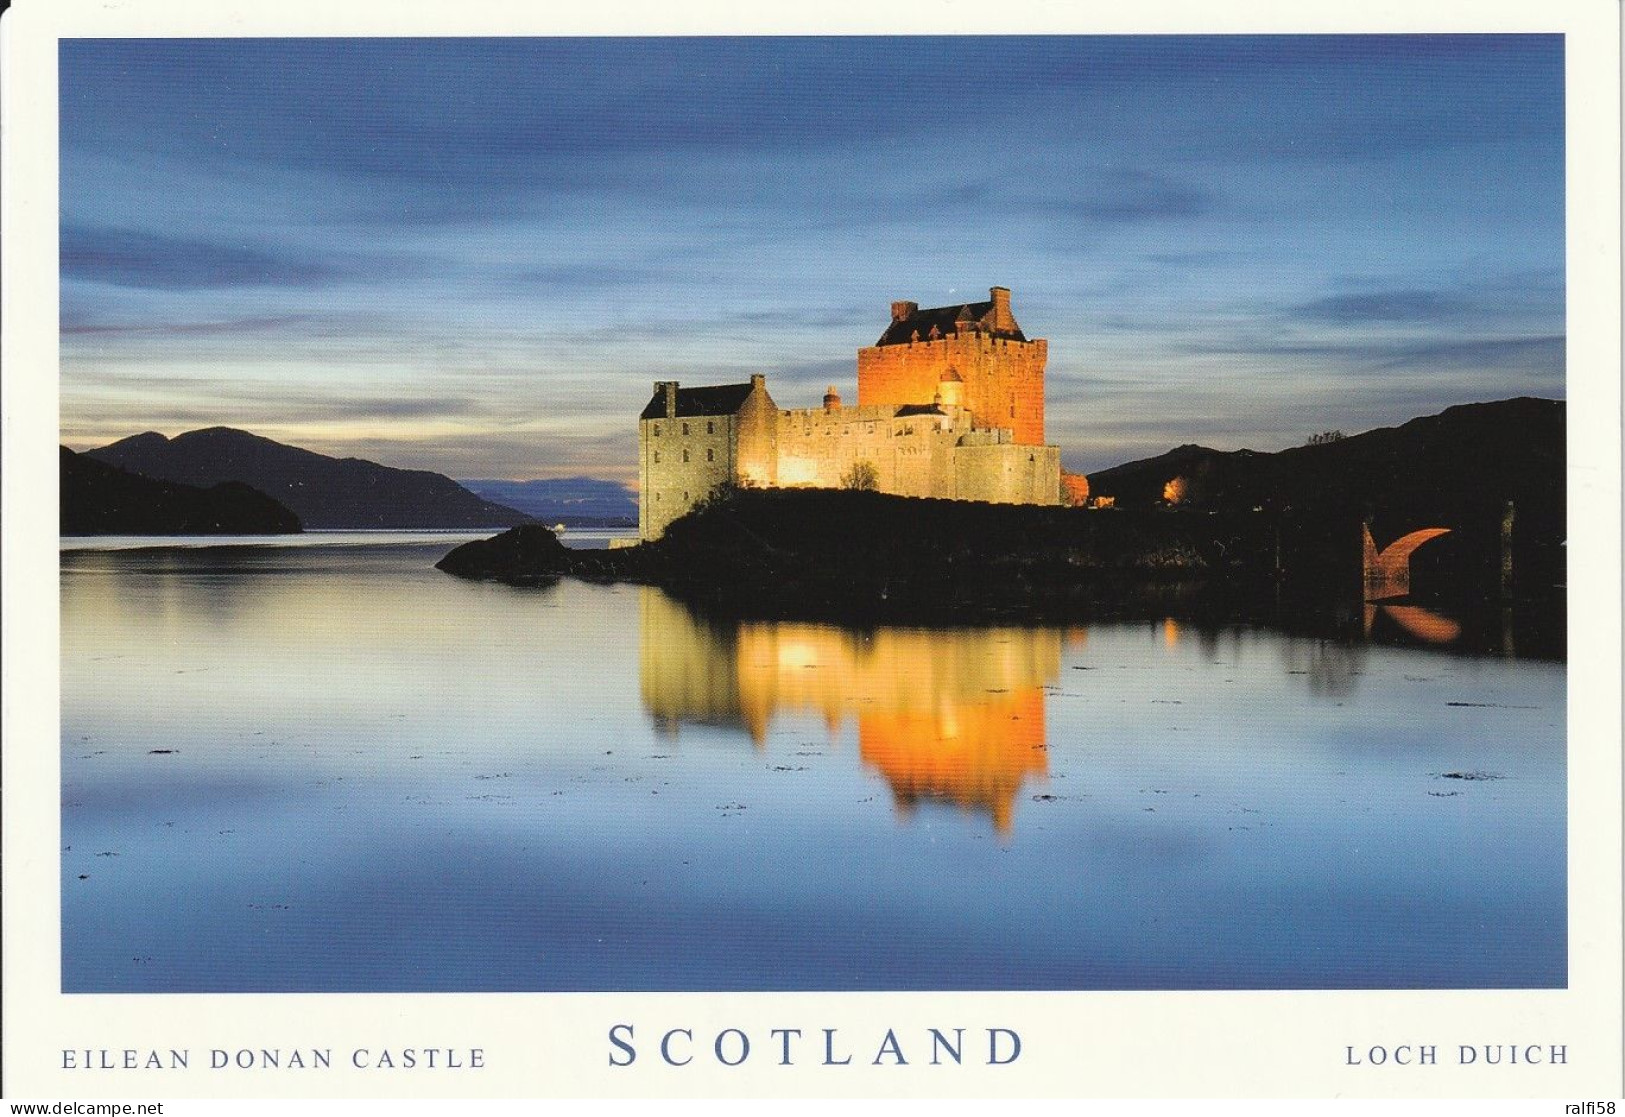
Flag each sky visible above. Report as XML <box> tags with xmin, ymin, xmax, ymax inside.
<box><xmin>59</xmin><ymin>35</ymin><xmax>1565</xmax><ymax>482</ymax></box>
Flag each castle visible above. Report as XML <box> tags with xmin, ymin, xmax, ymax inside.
<box><xmin>637</xmin><ymin>286</ymin><xmax>1061</xmax><ymax>540</ymax></box>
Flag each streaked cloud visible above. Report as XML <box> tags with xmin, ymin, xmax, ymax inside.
<box><xmin>61</xmin><ymin>226</ymin><xmax>338</xmax><ymax>291</ymax></box>
<box><xmin>1060</xmin><ymin>170</ymin><xmax>1216</xmax><ymax>223</ymax></box>
<box><xmin>1289</xmin><ymin>290</ymin><xmax>1476</xmax><ymax>325</ymax></box>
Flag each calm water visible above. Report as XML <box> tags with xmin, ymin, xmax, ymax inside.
<box><xmin>61</xmin><ymin>537</ymin><xmax>1566</xmax><ymax>991</ymax></box>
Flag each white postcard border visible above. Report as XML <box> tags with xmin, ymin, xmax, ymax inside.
<box><xmin>3</xmin><ymin>0</ymin><xmax>1619</xmax><ymax>1100</ymax></box>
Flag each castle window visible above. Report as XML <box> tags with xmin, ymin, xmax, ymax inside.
<box><xmin>683</xmin><ymin>491</ymin><xmax>689</xmax><ymax>501</ymax></box>
<box><xmin>683</xmin><ymin>449</ymin><xmax>690</xmax><ymax>462</ymax></box>
<box><xmin>707</xmin><ymin>421</ymin><xmax>715</xmax><ymax>434</ymax></box>
<box><xmin>654</xmin><ymin>451</ymin><xmax>661</xmax><ymax>463</ymax></box>
<box><xmin>706</xmin><ymin>448</ymin><xmax>714</xmax><ymax>462</ymax></box>
<box><xmin>653</xmin><ymin>424</ymin><xmax>661</xmax><ymax>437</ymax></box>
<box><xmin>682</xmin><ymin>422</ymin><xmax>690</xmax><ymax>435</ymax></box>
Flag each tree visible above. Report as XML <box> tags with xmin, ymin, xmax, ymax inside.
<box><xmin>1305</xmin><ymin>430</ymin><xmax>1346</xmax><ymax>445</ymax></box>
<box><xmin>693</xmin><ymin>480</ymin><xmax>739</xmax><ymax>512</ymax></box>
<box><xmin>840</xmin><ymin>460</ymin><xmax>879</xmax><ymax>491</ymax></box>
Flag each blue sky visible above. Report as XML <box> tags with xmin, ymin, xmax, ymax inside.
<box><xmin>59</xmin><ymin>36</ymin><xmax>1564</xmax><ymax>481</ymax></box>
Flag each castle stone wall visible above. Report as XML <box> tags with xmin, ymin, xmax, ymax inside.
<box><xmin>857</xmin><ymin>334</ymin><xmax>1047</xmax><ymax>446</ymax></box>
<box><xmin>638</xmin><ymin>411</ymin><xmax>736</xmax><ymax>540</ymax></box>
<box><xmin>954</xmin><ymin>441</ymin><xmax>1062</xmax><ymax>506</ymax></box>
<box><xmin>772</xmin><ymin>404</ymin><xmax>969</xmax><ymax>496</ymax></box>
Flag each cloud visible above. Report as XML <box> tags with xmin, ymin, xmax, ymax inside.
<box><xmin>1290</xmin><ymin>290</ymin><xmax>1476</xmax><ymax>324</ymax></box>
<box><xmin>1164</xmin><ymin>328</ymin><xmax>1563</xmax><ymax>377</ymax></box>
<box><xmin>1369</xmin><ymin>334</ymin><xmax>1565</xmax><ymax>374</ymax></box>
<box><xmin>61</xmin><ymin>226</ymin><xmax>340</xmax><ymax>291</ymax></box>
<box><xmin>507</xmin><ymin>263</ymin><xmax>667</xmax><ymax>291</ymax></box>
<box><xmin>1141</xmin><ymin>249</ymin><xmax>1249</xmax><ymax>269</ymax></box>
<box><xmin>60</xmin><ymin>313</ymin><xmax>315</xmax><ymax>338</ymax></box>
<box><xmin>274</xmin><ymin>395</ymin><xmax>492</xmax><ymax>423</ymax></box>
<box><xmin>1058</xmin><ymin>170</ymin><xmax>1215</xmax><ymax>224</ymax></box>
<box><xmin>60</xmin><ymin>368</ymin><xmax>497</xmax><ymax>428</ymax></box>
<box><xmin>319</xmin><ymin>429</ymin><xmax>638</xmax><ymax>482</ymax></box>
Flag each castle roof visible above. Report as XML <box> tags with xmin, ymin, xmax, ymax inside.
<box><xmin>639</xmin><ymin>382</ymin><xmax>756</xmax><ymax>420</ymax></box>
<box><xmin>875</xmin><ymin>299</ymin><xmax>1027</xmax><ymax>346</ymax></box>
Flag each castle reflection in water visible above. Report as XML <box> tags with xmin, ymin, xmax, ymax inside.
<box><xmin>638</xmin><ymin>589</ymin><xmax>1082</xmax><ymax>835</ymax></box>
<box><xmin>637</xmin><ymin>590</ymin><xmax>1472</xmax><ymax>836</ymax></box>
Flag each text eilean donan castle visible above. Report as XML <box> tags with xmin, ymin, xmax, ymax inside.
<box><xmin>638</xmin><ymin>286</ymin><xmax>1062</xmax><ymax>540</ymax></box>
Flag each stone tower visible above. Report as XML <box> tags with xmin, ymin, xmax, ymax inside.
<box><xmin>856</xmin><ymin>286</ymin><xmax>1048</xmax><ymax>445</ymax></box>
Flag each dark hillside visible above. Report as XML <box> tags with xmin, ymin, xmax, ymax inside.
<box><xmin>88</xmin><ymin>427</ymin><xmax>530</xmax><ymax>530</ymax></box>
<box><xmin>1088</xmin><ymin>398</ymin><xmax>1562</xmax><ymax>519</ymax></box>
<box><xmin>1088</xmin><ymin>398</ymin><xmax>1565</xmax><ymax>596</ymax></box>
<box><xmin>61</xmin><ymin>446</ymin><xmax>302</xmax><ymax>535</ymax></box>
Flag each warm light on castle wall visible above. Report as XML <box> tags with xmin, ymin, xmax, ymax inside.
<box><xmin>777</xmin><ymin>458</ymin><xmax>820</xmax><ymax>485</ymax></box>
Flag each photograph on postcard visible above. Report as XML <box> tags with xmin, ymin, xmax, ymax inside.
<box><xmin>50</xmin><ymin>34</ymin><xmax>1576</xmax><ymax>1000</ymax></box>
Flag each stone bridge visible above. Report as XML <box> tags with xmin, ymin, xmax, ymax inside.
<box><xmin>1362</xmin><ymin>524</ymin><xmax>1451</xmax><ymax>601</ymax></box>
<box><xmin>1361</xmin><ymin>502</ymin><xmax>1515</xmax><ymax>602</ymax></box>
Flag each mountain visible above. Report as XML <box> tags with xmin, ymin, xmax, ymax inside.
<box><xmin>1087</xmin><ymin>398</ymin><xmax>1564</xmax><ymax>518</ymax></box>
<box><xmin>86</xmin><ymin>428</ymin><xmax>531</xmax><ymax>530</ymax></box>
<box><xmin>61</xmin><ymin>446</ymin><xmax>302</xmax><ymax>535</ymax></box>
<box><xmin>1086</xmin><ymin>397</ymin><xmax>1566</xmax><ymax>598</ymax></box>
<box><xmin>456</xmin><ymin>477</ymin><xmax>637</xmax><ymax>526</ymax></box>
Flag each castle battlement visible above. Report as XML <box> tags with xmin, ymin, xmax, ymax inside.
<box><xmin>637</xmin><ymin>288</ymin><xmax>1061</xmax><ymax>540</ymax></box>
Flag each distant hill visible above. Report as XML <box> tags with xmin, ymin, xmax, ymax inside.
<box><xmin>61</xmin><ymin>446</ymin><xmax>302</xmax><ymax>535</ymax></box>
<box><xmin>86</xmin><ymin>428</ymin><xmax>531</xmax><ymax>530</ymax></box>
<box><xmin>1085</xmin><ymin>397</ymin><xmax>1566</xmax><ymax>598</ymax></box>
<box><xmin>458</xmin><ymin>477</ymin><xmax>637</xmax><ymax>526</ymax></box>
<box><xmin>1088</xmin><ymin>398</ymin><xmax>1564</xmax><ymax>519</ymax></box>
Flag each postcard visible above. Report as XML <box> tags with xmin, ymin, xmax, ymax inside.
<box><xmin>3</xmin><ymin>0</ymin><xmax>1620</xmax><ymax>1103</ymax></box>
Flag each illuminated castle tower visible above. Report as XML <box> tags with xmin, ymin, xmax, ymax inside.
<box><xmin>857</xmin><ymin>286</ymin><xmax>1048</xmax><ymax>446</ymax></box>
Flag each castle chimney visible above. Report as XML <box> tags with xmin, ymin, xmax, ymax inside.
<box><xmin>658</xmin><ymin>380</ymin><xmax>677</xmax><ymax>420</ymax></box>
<box><xmin>824</xmin><ymin>385</ymin><xmax>842</xmax><ymax>412</ymax></box>
<box><xmin>750</xmin><ymin>373</ymin><xmax>766</xmax><ymax>391</ymax></box>
<box><xmin>891</xmin><ymin>300</ymin><xmax>918</xmax><ymax>322</ymax></box>
<box><xmin>990</xmin><ymin>286</ymin><xmax>1013</xmax><ymax>332</ymax></box>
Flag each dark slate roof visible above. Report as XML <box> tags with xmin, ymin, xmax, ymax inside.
<box><xmin>875</xmin><ymin>300</ymin><xmax>1027</xmax><ymax>346</ymax></box>
<box><xmin>640</xmin><ymin>383</ymin><xmax>755</xmax><ymax>421</ymax></box>
<box><xmin>894</xmin><ymin>403</ymin><xmax>947</xmax><ymax>417</ymax></box>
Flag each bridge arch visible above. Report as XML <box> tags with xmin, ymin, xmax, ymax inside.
<box><xmin>1363</xmin><ymin>524</ymin><xmax>1451</xmax><ymax>601</ymax></box>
